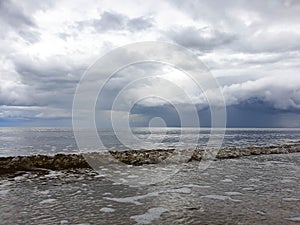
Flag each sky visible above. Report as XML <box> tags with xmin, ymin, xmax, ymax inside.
<box><xmin>1</xmin><ymin>0</ymin><xmax>300</xmax><ymax>127</ymax></box>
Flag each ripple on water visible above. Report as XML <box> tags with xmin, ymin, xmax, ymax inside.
<box><xmin>0</xmin><ymin>189</ymin><xmax>9</xmax><ymax>196</ymax></box>
<box><xmin>282</xmin><ymin>198</ymin><xmax>300</xmax><ymax>202</ymax></box>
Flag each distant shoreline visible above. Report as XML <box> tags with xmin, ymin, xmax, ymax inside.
<box><xmin>1</xmin><ymin>143</ymin><xmax>300</xmax><ymax>175</ymax></box>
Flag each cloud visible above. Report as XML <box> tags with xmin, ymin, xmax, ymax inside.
<box><xmin>168</xmin><ymin>26</ymin><xmax>236</xmax><ymax>51</ymax></box>
<box><xmin>76</xmin><ymin>11</ymin><xmax>153</xmax><ymax>33</ymax></box>
<box><xmin>169</xmin><ymin>0</ymin><xmax>300</xmax><ymax>54</ymax></box>
<box><xmin>18</xmin><ymin>30</ymin><xmax>41</xmax><ymax>44</ymax></box>
<box><xmin>0</xmin><ymin>79</ymin><xmax>33</xmax><ymax>106</ymax></box>
<box><xmin>0</xmin><ymin>0</ymin><xmax>299</xmax><ymax>127</ymax></box>
<box><xmin>93</xmin><ymin>11</ymin><xmax>126</xmax><ymax>31</ymax></box>
<box><xmin>0</xmin><ymin>0</ymin><xmax>35</xmax><ymax>29</ymax></box>
<box><xmin>222</xmin><ymin>75</ymin><xmax>300</xmax><ymax>111</ymax></box>
<box><xmin>127</xmin><ymin>16</ymin><xmax>153</xmax><ymax>31</ymax></box>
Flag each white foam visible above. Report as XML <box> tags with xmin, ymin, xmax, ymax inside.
<box><xmin>242</xmin><ymin>187</ymin><xmax>255</xmax><ymax>191</ymax></box>
<box><xmin>105</xmin><ymin>188</ymin><xmax>191</xmax><ymax>205</ymax></box>
<box><xmin>14</xmin><ymin>175</ymin><xmax>26</xmax><ymax>181</ymax></box>
<box><xmin>105</xmin><ymin>192</ymin><xmax>160</xmax><ymax>205</ymax></box>
<box><xmin>225</xmin><ymin>192</ymin><xmax>243</xmax><ymax>196</ymax></box>
<box><xmin>39</xmin><ymin>198</ymin><xmax>57</xmax><ymax>204</ymax></box>
<box><xmin>128</xmin><ymin>175</ymin><xmax>139</xmax><ymax>178</ymax></box>
<box><xmin>165</xmin><ymin>188</ymin><xmax>191</xmax><ymax>194</ymax></box>
<box><xmin>248</xmin><ymin>178</ymin><xmax>260</xmax><ymax>182</ymax></box>
<box><xmin>201</xmin><ymin>195</ymin><xmax>242</xmax><ymax>202</ymax></box>
<box><xmin>225</xmin><ymin>175</ymin><xmax>238</xmax><ymax>179</ymax></box>
<box><xmin>102</xmin><ymin>192</ymin><xmax>112</xmax><ymax>196</ymax></box>
<box><xmin>130</xmin><ymin>207</ymin><xmax>168</xmax><ymax>224</ymax></box>
<box><xmin>100</xmin><ymin>207</ymin><xmax>115</xmax><ymax>213</ymax></box>
<box><xmin>221</xmin><ymin>179</ymin><xmax>233</xmax><ymax>183</ymax></box>
<box><xmin>95</xmin><ymin>174</ymin><xmax>106</xmax><ymax>178</ymax></box>
<box><xmin>45</xmin><ymin>171</ymin><xmax>64</xmax><ymax>178</ymax></box>
<box><xmin>286</xmin><ymin>217</ymin><xmax>300</xmax><ymax>222</ymax></box>
<box><xmin>39</xmin><ymin>190</ymin><xmax>50</xmax><ymax>195</ymax></box>
<box><xmin>184</xmin><ymin>184</ymin><xmax>211</xmax><ymax>189</ymax></box>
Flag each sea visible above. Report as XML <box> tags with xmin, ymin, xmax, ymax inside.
<box><xmin>0</xmin><ymin>127</ymin><xmax>300</xmax><ymax>157</ymax></box>
<box><xmin>0</xmin><ymin>128</ymin><xmax>299</xmax><ymax>224</ymax></box>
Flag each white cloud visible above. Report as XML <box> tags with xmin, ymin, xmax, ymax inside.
<box><xmin>223</xmin><ymin>75</ymin><xmax>300</xmax><ymax>110</ymax></box>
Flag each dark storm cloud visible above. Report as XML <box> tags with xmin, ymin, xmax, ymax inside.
<box><xmin>226</xmin><ymin>102</ymin><xmax>300</xmax><ymax>128</ymax></box>
<box><xmin>130</xmin><ymin>104</ymin><xmax>181</xmax><ymax>127</ymax></box>
<box><xmin>9</xmin><ymin>54</ymin><xmax>87</xmax><ymax>109</ymax></box>
<box><xmin>14</xmin><ymin>57</ymin><xmax>80</xmax><ymax>85</ymax></box>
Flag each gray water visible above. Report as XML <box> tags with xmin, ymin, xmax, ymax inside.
<box><xmin>0</xmin><ymin>128</ymin><xmax>299</xmax><ymax>224</ymax></box>
<box><xmin>1</xmin><ymin>128</ymin><xmax>300</xmax><ymax>157</ymax></box>
<box><xmin>0</xmin><ymin>153</ymin><xmax>299</xmax><ymax>224</ymax></box>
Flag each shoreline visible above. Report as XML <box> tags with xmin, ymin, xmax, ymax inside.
<box><xmin>0</xmin><ymin>143</ymin><xmax>300</xmax><ymax>175</ymax></box>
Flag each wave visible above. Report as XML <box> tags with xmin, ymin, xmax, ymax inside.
<box><xmin>0</xmin><ymin>143</ymin><xmax>299</xmax><ymax>175</ymax></box>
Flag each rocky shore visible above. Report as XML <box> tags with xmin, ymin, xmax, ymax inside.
<box><xmin>0</xmin><ymin>144</ymin><xmax>300</xmax><ymax>175</ymax></box>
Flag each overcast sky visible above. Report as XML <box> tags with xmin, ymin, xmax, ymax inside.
<box><xmin>1</xmin><ymin>0</ymin><xmax>300</xmax><ymax>127</ymax></box>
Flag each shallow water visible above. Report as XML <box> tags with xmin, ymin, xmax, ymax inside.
<box><xmin>0</xmin><ymin>153</ymin><xmax>299</xmax><ymax>225</ymax></box>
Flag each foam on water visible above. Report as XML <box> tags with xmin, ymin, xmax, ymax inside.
<box><xmin>201</xmin><ymin>195</ymin><xmax>242</xmax><ymax>202</ymax></box>
<box><xmin>224</xmin><ymin>192</ymin><xmax>243</xmax><ymax>196</ymax></box>
<box><xmin>130</xmin><ymin>207</ymin><xmax>168</xmax><ymax>224</ymax></box>
<box><xmin>100</xmin><ymin>207</ymin><xmax>115</xmax><ymax>213</ymax></box>
<box><xmin>184</xmin><ymin>184</ymin><xmax>211</xmax><ymax>189</ymax></box>
<box><xmin>105</xmin><ymin>192</ymin><xmax>160</xmax><ymax>205</ymax></box>
<box><xmin>221</xmin><ymin>179</ymin><xmax>233</xmax><ymax>183</ymax></box>
<box><xmin>286</xmin><ymin>217</ymin><xmax>300</xmax><ymax>222</ymax></box>
<box><xmin>44</xmin><ymin>171</ymin><xmax>64</xmax><ymax>178</ymax></box>
<box><xmin>105</xmin><ymin>188</ymin><xmax>192</xmax><ymax>205</ymax></box>
<box><xmin>38</xmin><ymin>190</ymin><xmax>50</xmax><ymax>195</ymax></box>
<box><xmin>39</xmin><ymin>198</ymin><xmax>57</xmax><ymax>204</ymax></box>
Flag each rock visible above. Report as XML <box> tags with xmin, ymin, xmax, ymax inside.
<box><xmin>0</xmin><ymin>143</ymin><xmax>300</xmax><ymax>175</ymax></box>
